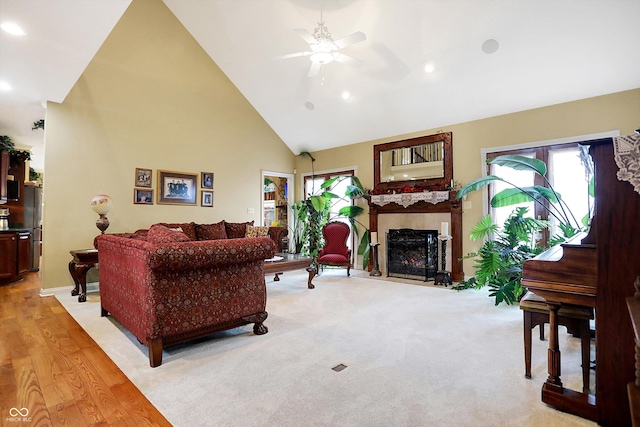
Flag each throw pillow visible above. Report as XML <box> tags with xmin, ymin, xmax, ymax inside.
<box><xmin>147</xmin><ymin>224</ymin><xmax>191</xmax><ymax>244</ymax></box>
<box><xmin>224</xmin><ymin>220</ymin><xmax>254</xmax><ymax>239</ymax></box>
<box><xmin>156</xmin><ymin>222</ymin><xmax>197</xmax><ymax>241</ymax></box>
<box><xmin>195</xmin><ymin>221</ymin><xmax>228</xmax><ymax>240</ymax></box>
<box><xmin>246</xmin><ymin>225</ymin><xmax>269</xmax><ymax>238</ymax></box>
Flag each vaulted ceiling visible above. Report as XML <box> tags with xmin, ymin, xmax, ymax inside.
<box><xmin>1</xmin><ymin>0</ymin><xmax>639</xmax><ymax>171</ymax></box>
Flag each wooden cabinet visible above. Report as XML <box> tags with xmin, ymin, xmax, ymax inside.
<box><xmin>0</xmin><ymin>231</ymin><xmax>31</xmax><ymax>282</ymax></box>
<box><xmin>0</xmin><ymin>233</ymin><xmax>18</xmax><ymax>279</ymax></box>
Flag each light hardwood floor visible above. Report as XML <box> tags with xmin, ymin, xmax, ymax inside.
<box><xmin>0</xmin><ymin>273</ymin><xmax>171</xmax><ymax>426</ymax></box>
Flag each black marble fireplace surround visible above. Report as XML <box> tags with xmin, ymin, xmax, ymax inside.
<box><xmin>386</xmin><ymin>228</ymin><xmax>438</xmax><ymax>281</ymax></box>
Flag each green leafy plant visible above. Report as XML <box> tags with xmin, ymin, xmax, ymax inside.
<box><xmin>293</xmin><ymin>191</ymin><xmax>331</xmax><ymax>264</ymax></box>
<box><xmin>453</xmin><ymin>207</ymin><xmax>547</xmax><ymax>305</ymax></box>
<box><xmin>454</xmin><ymin>153</ymin><xmax>593</xmax><ymax>305</ymax></box>
<box><xmin>32</xmin><ymin>119</ymin><xmax>45</xmax><ymax>130</ymax></box>
<box><xmin>0</xmin><ymin>135</ymin><xmax>15</xmax><ymax>153</ymax></box>
<box><xmin>456</xmin><ymin>154</ymin><xmax>591</xmax><ymax>242</ymax></box>
<box><xmin>10</xmin><ymin>149</ymin><xmax>31</xmax><ymax>168</ymax></box>
<box><xmin>289</xmin><ymin>202</ymin><xmax>305</xmax><ymax>254</ymax></box>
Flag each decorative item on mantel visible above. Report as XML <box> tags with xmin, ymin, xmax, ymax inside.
<box><xmin>368</xmin><ymin>182</ymin><xmax>458</xmax><ymax>208</ymax></box>
<box><xmin>369</xmin><ymin>190</ymin><xmax>449</xmax><ymax>208</ymax></box>
<box><xmin>90</xmin><ymin>194</ymin><xmax>113</xmax><ymax>234</ymax></box>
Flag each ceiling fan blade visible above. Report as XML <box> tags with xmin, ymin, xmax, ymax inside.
<box><xmin>273</xmin><ymin>51</ymin><xmax>313</xmax><ymax>60</ymax></box>
<box><xmin>334</xmin><ymin>52</ymin><xmax>363</xmax><ymax>68</ymax></box>
<box><xmin>308</xmin><ymin>61</ymin><xmax>322</xmax><ymax>77</ymax></box>
<box><xmin>294</xmin><ymin>28</ymin><xmax>317</xmax><ymax>45</ymax></box>
<box><xmin>334</xmin><ymin>31</ymin><xmax>366</xmax><ymax>49</ymax></box>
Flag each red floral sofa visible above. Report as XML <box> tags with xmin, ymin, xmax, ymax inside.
<box><xmin>95</xmin><ymin>221</ymin><xmax>276</xmax><ymax>367</ymax></box>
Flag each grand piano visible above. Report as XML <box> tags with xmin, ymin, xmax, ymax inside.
<box><xmin>522</xmin><ymin>138</ymin><xmax>638</xmax><ymax>426</ymax></box>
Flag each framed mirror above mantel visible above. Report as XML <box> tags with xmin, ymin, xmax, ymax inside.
<box><xmin>368</xmin><ymin>131</ymin><xmax>463</xmax><ymax>281</ymax></box>
<box><xmin>374</xmin><ymin>132</ymin><xmax>452</xmax><ymax>192</ymax></box>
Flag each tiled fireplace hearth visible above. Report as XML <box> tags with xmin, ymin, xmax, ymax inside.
<box><xmin>367</xmin><ymin>191</ymin><xmax>464</xmax><ymax>281</ymax></box>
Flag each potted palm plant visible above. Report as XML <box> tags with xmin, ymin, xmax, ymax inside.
<box><xmin>454</xmin><ymin>154</ymin><xmax>593</xmax><ymax>305</ymax></box>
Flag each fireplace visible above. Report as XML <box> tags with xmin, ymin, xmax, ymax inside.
<box><xmin>367</xmin><ymin>191</ymin><xmax>464</xmax><ymax>281</ymax></box>
<box><xmin>386</xmin><ymin>229</ymin><xmax>439</xmax><ymax>281</ymax></box>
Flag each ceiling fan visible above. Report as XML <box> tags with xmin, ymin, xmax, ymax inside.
<box><xmin>276</xmin><ymin>11</ymin><xmax>366</xmax><ymax>77</ymax></box>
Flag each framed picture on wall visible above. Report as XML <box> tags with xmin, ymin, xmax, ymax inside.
<box><xmin>201</xmin><ymin>172</ymin><xmax>214</xmax><ymax>189</ymax></box>
<box><xmin>201</xmin><ymin>190</ymin><xmax>214</xmax><ymax>207</ymax></box>
<box><xmin>135</xmin><ymin>168</ymin><xmax>152</xmax><ymax>188</ymax></box>
<box><xmin>157</xmin><ymin>170</ymin><xmax>197</xmax><ymax>205</ymax></box>
<box><xmin>134</xmin><ymin>188</ymin><xmax>154</xmax><ymax>205</ymax></box>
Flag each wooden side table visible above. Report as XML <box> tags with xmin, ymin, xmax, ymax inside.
<box><xmin>68</xmin><ymin>249</ymin><xmax>98</xmax><ymax>302</ymax></box>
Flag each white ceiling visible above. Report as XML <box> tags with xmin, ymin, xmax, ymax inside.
<box><xmin>1</xmin><ymin>0</ymin><xmax>639</xmax><ymax>172</ymax></box>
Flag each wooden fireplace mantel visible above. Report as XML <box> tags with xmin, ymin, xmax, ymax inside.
<box><xmin>367</xmin><ymin>191</ymin><xmax>464</xmax><ymax>281</ymax></box>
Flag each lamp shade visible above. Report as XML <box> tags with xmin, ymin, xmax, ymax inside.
<box><xmin>90</xmin><ymin>194</ymin><xmax>113</xmax><ymax>215</ymax></box>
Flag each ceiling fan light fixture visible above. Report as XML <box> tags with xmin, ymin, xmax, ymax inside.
<box><xmin>310</xmin><ymin>51</ymin><xmax>335</xmax><ymax>64</ymax></box>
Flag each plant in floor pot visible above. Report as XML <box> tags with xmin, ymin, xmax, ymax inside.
<box><xmin>453</xmin><ymin>207</ymin><xmax>547</xmax><ymax>305</ymax></box>
<box><xmin>454</xmin><ymin>154</ymin><xmax>593</xmax><ymax>305</ymax></box>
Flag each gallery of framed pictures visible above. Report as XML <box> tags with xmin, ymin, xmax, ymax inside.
<box><xmin>157</xmin><ymin>170</ymin><xmax>197</xmax><ymax>205</ymax></box>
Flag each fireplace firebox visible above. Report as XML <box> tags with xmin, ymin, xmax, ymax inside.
<box><xmin>386</xmin><ymin>229</ymin><xmax>438</xmax><ymax>281</ymax></box>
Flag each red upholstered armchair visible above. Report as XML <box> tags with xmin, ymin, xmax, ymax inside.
<box><xmin>317</xmin><ymin>221</ymin><xmax>351</xmax><ymax>276</ymax></box>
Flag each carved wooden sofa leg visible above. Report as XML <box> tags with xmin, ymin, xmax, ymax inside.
<box><xmin>242</xmin><ymin>311</ymin><xmax>269</xmax><ymax>335</ymax></box>
<box><xmin>148</xmin><ymin>338</ymin><xmax>163</xmax><ymax>368</ymax></box>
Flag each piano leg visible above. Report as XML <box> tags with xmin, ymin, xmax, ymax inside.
<box><xmin>546</xmin><ymin>302</ymin><xmax>563</xmax><ymax>388</ymax></box>
<box><xmin>540</xmin><ymin>301</ymin><xmax>598</xmax><ymax>421</ymax></box>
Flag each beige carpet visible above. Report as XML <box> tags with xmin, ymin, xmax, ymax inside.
<box><xmin>55</xmin><ymin>269</ymin><xmax>596</xmax><ymax>427</ymax></box>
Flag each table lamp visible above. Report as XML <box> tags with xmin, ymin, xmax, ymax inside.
<box><xmin>90</xmin><ymin>194</ymin><xmax>113</xmax><ymax>234</ymax></box>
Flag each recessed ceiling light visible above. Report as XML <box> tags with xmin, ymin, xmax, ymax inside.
<box><xmin>0</xmin><ymin>81</ymin><xmax>12</xmax><ymax>91</ymax></box>
<box><xmin>424</xmin><ymin>63</ymin><xmax>435</xmax><ymax>73</ymax></box>
<box><xmin>482</xmin><ymin>39</ymin><xmax>499</xmax><ymax>54</ymax></box>
<box><xmin>305</xmin><ymin>101</ymin><xmax>315</xmax><ymax>110</ymax></box>
<box><xmin>341</xmin><ymin>91</ymin><xmax>351</xmax><ymax>100</ymax></box>
<box><xmin>1</xmin><ymin>22</ymin><xmax>26</xmax><ymax>36</ymax></box>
